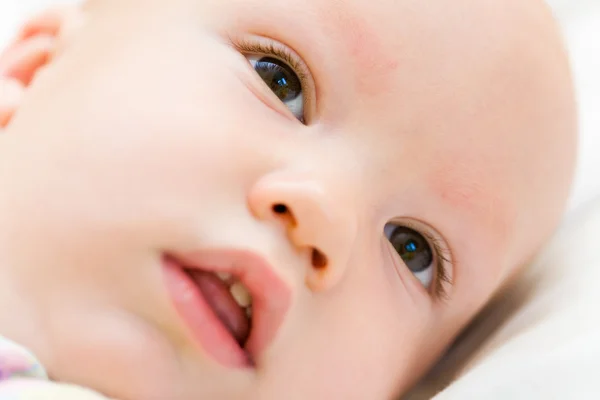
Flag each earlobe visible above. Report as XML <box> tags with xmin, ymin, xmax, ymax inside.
<box><xmin>0</xmin><ymin>6</ymin><xmax>84</xmax><ymax>129</ymax></box>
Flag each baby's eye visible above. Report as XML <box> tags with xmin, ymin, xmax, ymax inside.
<box><xmin>384</xmin><ymin>224</ymin><xmax>435</xmax><ymax>288</ymax></box>
<box><xmin>246</xmin><ymin>55</ymin><xmax>304</xmax><ymax>121</ymax></box>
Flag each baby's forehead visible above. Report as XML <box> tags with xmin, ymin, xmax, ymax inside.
<box><xmin>91</xmin><ymin>0</ymin><xmax>530</xmax><ymax>103</ymax></box>
<box><xmin>234</xmin><ymin>0</ymin><xmax>523</xmax><ymax>95</ymax></box>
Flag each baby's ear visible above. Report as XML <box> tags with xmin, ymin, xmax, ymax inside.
<box><xmin>0</xmin><ymin>6</ymin><xmax>84</xmax><ymax>128</ymax></box>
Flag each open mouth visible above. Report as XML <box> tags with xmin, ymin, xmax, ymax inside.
<box><xmin>188</xmin><ymin>270</ymin><xmax>253</xmax><ymax>346</ymax></box>
<box><xmin>162</xmin><ymin>250</ymin><xmax>291</xmax><ymax>369</ymax></box>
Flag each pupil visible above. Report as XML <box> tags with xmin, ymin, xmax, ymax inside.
<box><xmin>272</xmin><ymin>72</ymin><xmax>290</xmax><ymax>99</ymax></box>
<box><xmin>256</xmin><ymin>57</ymin><xmax>301</xmax><ymax>102</ymax></box>
<box><xmin>276</xmin><ymin>75</ymin><xmax>288</xmax><ymax>87</ymax></box>
<box><xmin>405</xmin><ymin>240</ymin><xmax>418</xmax><ymax>253</ymax></box>
<box><xmin>386</xmin><ymin>225</ymin><xmax>433</xmax><ymax>273</ymax></box>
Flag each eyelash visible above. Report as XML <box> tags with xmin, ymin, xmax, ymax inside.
<box><xmin>421</xmin><ymin>230</ymin><xmax>453</xmax><ymax>301</ymax></box>
<box><xmin>229</xmin><ymin>37</ymin><xmax>312</xmax><ymax>120</ymax></box>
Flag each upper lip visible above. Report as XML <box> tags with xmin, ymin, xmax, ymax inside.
<box><xmin>167</xmin><ymin>249</ymin><xmax>292</xmax><ymax>364</ymax></box>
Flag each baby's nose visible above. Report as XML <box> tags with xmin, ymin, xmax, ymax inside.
<box><xmin>248</xmin><ymin>171</ymin><xmax>357</xmax><ymax>292</ymax></box>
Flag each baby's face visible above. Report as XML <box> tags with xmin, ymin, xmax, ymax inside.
<box><xmin>0</xmin><ymin>0</ymin><xmax>575</xmax><ymax>399</ymax></box>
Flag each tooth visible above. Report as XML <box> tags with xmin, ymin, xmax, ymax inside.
<box><xmin>230</xmin><ymin>282</ymin><xmax>252</xmax><ymax>308</ymax></box>
<box><xmin>216</xmin><ymin>272</ymin><xmax>232</xmax><ymax>281</ymax></box>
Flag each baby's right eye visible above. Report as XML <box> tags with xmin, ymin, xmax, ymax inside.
<box><xmin>246</xmin><ymin>55</ymin><xmax>305</xmax><ymax>121</ymax></box>
<box><xmin>385</xmin><ymin>223</ymin><xmax>438</xmax><ymax>290</ymax></box>
<box><xmin>384</xmin><ymin>222</ymin><xmax>452</xmax><ymax>299</ymax></box>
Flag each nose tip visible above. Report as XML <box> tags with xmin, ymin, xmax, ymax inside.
<box><xmin>248</xmin><ymin>172</ymin><xmax>356</xmax><ymax>292</ymax></box>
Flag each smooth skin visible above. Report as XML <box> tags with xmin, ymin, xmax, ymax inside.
<box><xmin>0</xmin><ymin>0</ymin><xmax>576</xmax><ymax>399</ymax></box>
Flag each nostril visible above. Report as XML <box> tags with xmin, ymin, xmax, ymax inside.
<box><xmin>311</xmin><ymin>249</ymin><xmax>328</xmax><ymax>270</ymax></box>
<box><xmin>270</xmin><ymin>203</ymin><xmax>327</xmax><ymax>270</ymax></box>
<box><xmin>272</xmin><ymin>203</ymin><xmax>297</xmax><ymax>227</ymax></box>
<box><xmin>272</xmin><ymin>204</ymin><xmax>288</xmax><ymax>214</ymax></box>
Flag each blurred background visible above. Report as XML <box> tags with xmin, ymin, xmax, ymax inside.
<box><xmin>1</xmin><ymin>0</ymin><xmax>599</xmax><ymax>217</ymax></box>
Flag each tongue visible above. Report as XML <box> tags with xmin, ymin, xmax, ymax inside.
<box><xmin>187</xmin><ymin>270</ymin><xmax>250</xmax><ymax>346</ymax></box>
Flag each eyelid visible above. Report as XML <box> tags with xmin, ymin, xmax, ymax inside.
<box><xmin>228</xmin><ymin>35</ymin><xmax>315</xmax><ymax>123</ymax></box>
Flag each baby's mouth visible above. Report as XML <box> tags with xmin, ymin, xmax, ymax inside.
<box><xmin>186</xmin><ymin>270</ymin><xmax>253</xmax><ymax>347</ymax></box>
<box><xmin>162</xmin><ymin>250</ymin><xmax>291</xmax><ymax>369</ymax></box>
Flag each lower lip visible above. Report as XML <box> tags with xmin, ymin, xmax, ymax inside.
<box><xmin>162</xmin><ymin>258</ymin><xmax>251</xmax><ymax>369</ymax></box>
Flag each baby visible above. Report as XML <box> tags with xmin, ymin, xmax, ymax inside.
<box><xmin>0</xmin><ymin>0</ymin><xmax>576</xmax><ymax>399</ymax></box>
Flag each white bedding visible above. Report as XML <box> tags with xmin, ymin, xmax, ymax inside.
<box><xmin>1</xmin><ymin>1</ymin><xmax>600</xmax><ymax>399</ymax></box>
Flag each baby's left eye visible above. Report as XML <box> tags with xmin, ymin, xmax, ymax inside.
<box><xmin>384</xmin><ymin>224</ymin><xmax>435</xmax><ymax>288</ymax></box>
<box><xmin>246</xmin><ymin>56</ymin><xmax>304</xmax><ymax>121</ymax></box>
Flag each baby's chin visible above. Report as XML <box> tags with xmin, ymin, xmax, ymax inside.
<box><xmin>44</xmin><ymin>308</ymin><xmax>208</xmax><ymax>399</ymax></box>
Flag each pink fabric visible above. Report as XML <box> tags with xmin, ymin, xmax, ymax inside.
<box><xmin>0</xmin><ymin>337</ymin><xmax>45</xmax><ymax>381</ymax></box>
<box><xmin>0</xmin><ymin>336</ymin><xmax>47</xmax><ymax>398</ymax></box>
